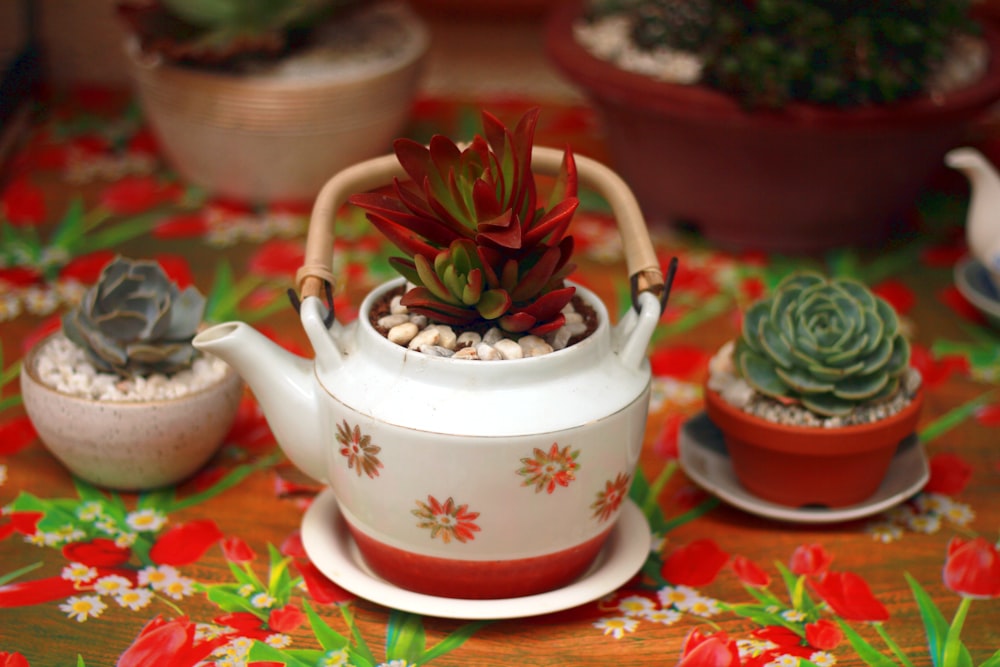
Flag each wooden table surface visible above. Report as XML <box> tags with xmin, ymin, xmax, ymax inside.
<box><xmin>1</xmin><ymin>89</ymin><xmax>998</xmax><ymax>667</ymax></box>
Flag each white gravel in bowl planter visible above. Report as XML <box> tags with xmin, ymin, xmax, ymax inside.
<box><xmin>20</xmin><ymin>333</ymin><xmax>243</xmax><ymax>491</ymax></box>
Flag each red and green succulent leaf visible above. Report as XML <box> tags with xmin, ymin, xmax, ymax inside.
<box><xmin>350</xmin><ymin>108</ymin><xmax>579</xmax><ymax>334</ymax></box>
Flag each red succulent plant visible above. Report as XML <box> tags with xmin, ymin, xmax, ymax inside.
<box><xmin>350</xmin><ymin>108</ymin><xmax>580</xmax><ymax>336</ymax></box>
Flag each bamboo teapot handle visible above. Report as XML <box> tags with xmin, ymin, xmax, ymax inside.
<box><xmin>296</xmin><ymin>146</ymin><xmax>671</xmax><ymax>312</ymax></box>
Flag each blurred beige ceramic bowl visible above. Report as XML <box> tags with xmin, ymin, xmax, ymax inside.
<box><xmin>123</xmin><ymin>3</ymin><xmax>429</xmax><ymax>203</ymax></box>
<box><xmin>19</xmin><ymin>337</ymin><xmax>244</xmax><ymax>491</ymax></box>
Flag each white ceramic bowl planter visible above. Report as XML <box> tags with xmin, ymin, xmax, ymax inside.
<box><xmin>20</xmin><ymin>336</ymin><xmax>243</xmax><ymax>491</ymax></box>
<box><xmin>124</xmin><ymin>2</ymin><xmax>429</xmax><ymax>203</ymax></box>
<box><xmin>194</xmin><ymin>147</ymin><xmax>671</xmax><ymax>600</ymax></box>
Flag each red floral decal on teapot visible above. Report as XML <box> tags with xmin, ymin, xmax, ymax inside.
<box><xmin>335</xmin><ymin>421</ymin><xmax>383</xmax><ymax>479</ymax></box>
<box><xmin>517</xmin><ymin>443</ymin><xmax>581</xmax><ymax>494</ymax></box>
<box><xmin>412</xmin><ymin>496</ymin><xmax>481</xmax><ymax>544</ymax></box>
<box><xmin>591</xmin><ymin>472</ymin><xmax>631</xmax><ymax>522</ymax></box>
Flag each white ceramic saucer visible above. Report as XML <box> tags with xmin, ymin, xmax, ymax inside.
<box><xmin>301</xmin><ymin>489</ymin><xmax>652</xmax><ymax>620</ymax></box>
<box><xmin>954</xmin><ymin>255</ymin><xmax>1000</xmax><ymax>329</ymax></box>
<box><xmin>678</xmin><ymin>412</ymin><xmax>929</xmax><ymax>524</ymax></box>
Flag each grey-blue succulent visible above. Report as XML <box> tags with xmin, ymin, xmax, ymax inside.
<box><xmin>735</xmin><ymin>271</ymin><xmax>911</xmax><ymax>417</ymax></box>
<box><xmin>62</xmin><ymin>256</ymin><xmax>206</xmax><ymax>378</ymax></box>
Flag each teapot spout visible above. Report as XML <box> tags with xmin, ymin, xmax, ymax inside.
<box><xmin>946</xmin><ymin>147</ymin><xmax>1000</xmax><ymax>273</ymax></box>
<box><xmin>193</xmin><ymin>322</ymin><xmax>327</xmax><ymax>484</ymax></box>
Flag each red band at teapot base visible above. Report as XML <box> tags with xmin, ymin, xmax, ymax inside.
<box><xmin>346</xmin><ymin>520</ymin><xmax>613</xmax><ymax>599</ymax></box>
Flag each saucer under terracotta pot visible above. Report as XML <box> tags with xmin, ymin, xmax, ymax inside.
<box><xmin>703</xmin><ymin>385</ymin><xmax>924</xmax><ymax>508</ymax></box>
<box><xmin>20</xmin><ymin>335</ymin><xmax>243</xmax><ymax>491</ymax></box>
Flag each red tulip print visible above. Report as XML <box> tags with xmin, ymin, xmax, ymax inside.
<box><xmin>267</xmin><ymin>604</ymin><xmax>305</xmax><ymax>633</ymax></box>
<box><xmin>220</xmin><ymin>536</ymin><xmax>256</xmax><ymax>564</ymax></box>
<box><xmin>662</xmin><ymin>539</ymin><xmax>730</xmax><ymax>587</ymax></box>
<box><xmin>731</xmin><ymin>555</ymin><xmax>770</xmax><ymax>588</ymax></box>
<box><xmin>678</xmin><ymin>629</ymin><xmax>741</xmax><ymax>667</ymax></box>
<box><xmin>116</xmin><ymin>615</ymin><xmax>230</xmax><ymax>667</ymax></box>
<box><xmin>924</xmin><ymin>453</ymin><xmax>973</xmax><ymax>496</ymax></box>
<box><xmin>97</xmin><ymin>176</ymin><xmax>180</xmax><ymax>216</ymax></box>
<box><xmin>804</xmin><ymin>619</ymin><xmax>843</xmax><ymax>650</ymax></box>
<box><xmin>943</xmin><ymin>537</ymin><xmax>1000</xmax><ymax>599</ymax></box>
<box><xmin>0</xmin><ymin>575</ymin><xmax>83</xmax><ymax>607</ymax></box>
<box><xmin>809</xmin><ymin>571</ymin><xmax>889</xmax><ymax>622</ymax></box>
<box><xmin>248</xmin><ymin>239</ymin><xmax>305</xmax><ymax>280</ymax></box>
<box><xmin>153</xmin><ymin>212</ymin><xmax>208</xmax><ymax>239</ymax></box>
<box><xmin>58</xmin><ymin>251</ymin><xmax>117</xmax><ymax>285</ymax></box>
<box><xmin>649</xmin><ymin>344</ymin><xmax>711</xmax><ymax>380</ymax></box>
<box><xmin>789</xmin><ymin>543</ymin><xmax>833</xmax><ymax>577</ymax></box>
<box><xmin>293</xmin><ymin>559</ymin><xmax>356</xmax><ymax>605</ymax></box>
<box><xmin>0</xmin><ymin>652</ymin><xmax>30</xmax><ymax>667</ymax></box>
<box><xmin>0</xmin><ymin>417</ymin><xmax>37</xmax><ymax>456</ymax></box>
<box><xmin>148</xmin><ymin>520</ymin><xmax>224</xmax><ymax>566</ymax></box>
<box><xmin>974</xmin><ymin>402</ymin><xmax>1000</xmax><ymax>426</ymax></box>
<box><xmin>1</xmin><ymin>178</ymin><xmax>46</xmax><ymax>226</ymax></box>
<box><xmin>62</xmin><ymin>538</ymin><xmax>132</xmax><ymax>568</ymax></box>
<box><xmin>872</xmin><ymin>279</ymin><xmax>915</xmax><ymax>316</ymax></box>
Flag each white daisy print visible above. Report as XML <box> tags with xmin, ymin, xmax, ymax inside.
<box><xmin>114</xmin><ymin>587</ymin><xmax>154</xmax><ymax>611</ymax></box>
<box><xmin>160</xmin><ymin>577</ymin><xmax>195</xmax><ymax>600</ymax></box>
<box><xmin>319</xmin><ymin>648</ymin><xmax>352</xmax><ymax>666</ymax></box>
<box><xmin>59</xmin><ymin>595</ymin><xmax>107</xmax><ymax>622</ymax></box>
<box><xmin>115</xmin><ymin>532</ymin><xmax>138</xmax><ymax>548</ymax></box>
<box><xmin>810</xmin><ymin>651</ymin><xmax>836</xmax><ymax>667</ymax></box>
<box><xmin>737</xmin><ymin>638</ymin><xmax>779</xmax><ymax>660</ymax></box>
<box><xmin>138</xmin><ymin>565</ymin><xmax>180</xmax><ymax>590</ymax></box>
<box><xmin>866</xmin><ymin>521</ymin><xmax>903</xmax><ymax>544</ymax></box>
<box><xmin>617</xmin><ymin>595</ymin><xmax>657</xmax><ymax>617</ymax></box>
<box><xmin>682</xmin><ymin>596</ymin><xmax>721</xmax><ymax>617</ymax></box>
<box><xmin>61</xmin><ymin>562</ymin><xmax>97</xmax><ymax>584</ymax></box>
<box><xmin>126</xmin><ymin>508</ymin><xmax>167</xmax><ymax>532</ymax></box>
<box><xmin>76</xmin><ymin>502</ymin><xmax>105</xmax><ymax>522</ymax></box>
<box><xmin>658</xmin><ymin>585</ymin><xmax>700</xmax><ymax>609</ymax></box>
<box><xmin>641</xmin><ymin>608</ymin><xmax>681</xmax><ymax>625</ymax></box>
<box><xmin>265</xmin><ymin>634</ymin><xmax>293</xmax><ymax>649</ymax></box>
<box><xmin>942</xmin><ymin>503</ymin><xmax>975</xmax><ymax>526</ymax></box>
<box><xmin>94</xmin><ymin>574</ymin><xmax>132</xmax><ymax>596</ymax></box>
<box><xmin>906</xmin><ymin>513</ymin><xmax>942</xmax><ymax>534</ymax></box>
<box><xmin>251</xmin><ymin>591</ymin><xmax>277</xmax><ymax>609</ymax></box>
<box><xmin>780</xmin><ymin>609</ymin><xmax>806</xmax><ymax>622</ymax></box>
<box><xmin>593</xmin><ymin>616</ymin><xmax>639</xmax><ymax>639</ymax></box>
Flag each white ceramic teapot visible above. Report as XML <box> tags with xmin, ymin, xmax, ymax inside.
<box><xmin>193</xmin><ymin>147</ymin><xmax>670</xmax><ymax>600</ymax></box>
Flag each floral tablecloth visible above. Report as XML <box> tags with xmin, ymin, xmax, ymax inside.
<box><xmin>1</xmin><ymin>88</ymin><xmax>998</xmax><ymax>667</ymax></box>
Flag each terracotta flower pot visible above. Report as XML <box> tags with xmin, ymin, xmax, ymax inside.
<box><xmin>545</xmin><ymin>1</ymin><xmax>1000</xmax><ymax>253</ymax></box>
<box><xmin>20</xmin><ymin>334</ymin><xmax>243</xmax><ymax>491</ymax></box>
<box><xmin>703</xmin><ymin>385</ymin><xmax>924</xmax><ymax>508</ymax></box>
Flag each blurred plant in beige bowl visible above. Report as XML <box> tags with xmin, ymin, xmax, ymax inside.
<box><xmin>116</xmin><ymin>0</ymin><xmax>429</xmax><ymax>203</ymax></box>
<box><xmin>19</xmin><ymin>256</ymin><xmax>242</xmax><ymax>491</ymax></box>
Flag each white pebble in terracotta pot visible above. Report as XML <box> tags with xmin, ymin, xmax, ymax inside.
<box><xmin>19</xmin><ymin>334</ymin><xmax>243</xmax><ymax>491</ymax></box>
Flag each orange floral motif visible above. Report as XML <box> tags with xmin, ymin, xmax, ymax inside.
<box><xmin>412</xmin><ymin>496</ymin><xmax>481</xmax><ymax>544</ymax></box>
<box><xmin>517</xmin><ymin>443</ymin><xmax>580</xmax><ymax>494</ymax></box>
<box><xmin>591</xmin><ymin>472</ymin><xmax>631</xmax><ymax>522</ymax></box>
<box><xmin>335</xmin><ymin>421</ymin><xmax>383</xmax><ymax>479</ymax></box>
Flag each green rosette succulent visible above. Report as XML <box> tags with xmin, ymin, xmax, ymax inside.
<box><xmin>735</xmin><ymin>272</ymin><xmax>911</xmax><ymax>417</ymax></box>
<box><xmin>62</xmin><ymin>256</ymin><xmax>207</xmax><ymax>378</ymax></box>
